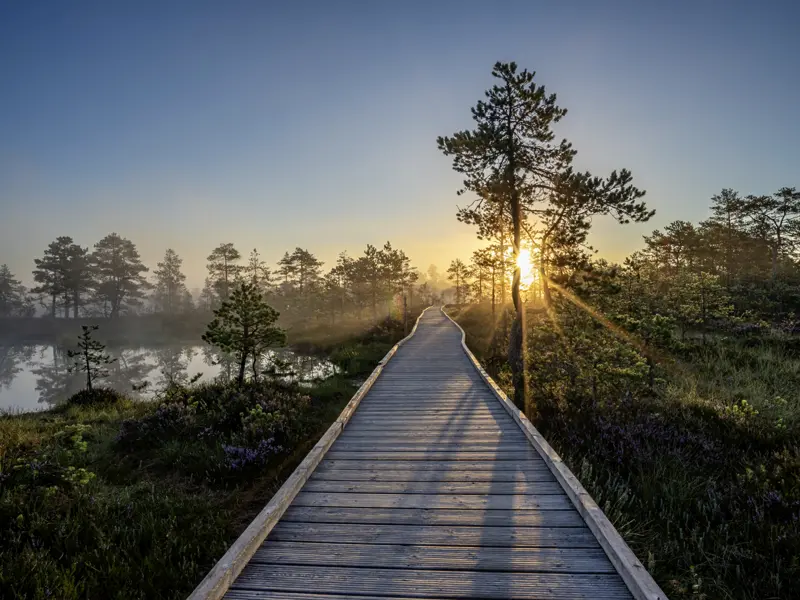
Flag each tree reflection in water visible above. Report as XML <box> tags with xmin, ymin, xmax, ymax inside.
<box><xmin>0</xmin><ymin>346</ymin><xmax>35</xmax><ymax>390</ymax></box>
<box><xmin>1</xmin><ymin>343</ymin><xmax>337</xmax><ymax>411</ymax></box>
<box><xmin>31</xmin><ymin>345</ymin><xmax>83</xmax><ymax>406</ymax></box>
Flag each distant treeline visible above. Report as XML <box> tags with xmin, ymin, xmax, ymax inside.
<box><xmin>450</xmin><ymin>186</ymin><xmax>800</xmax><ymax>325</ymax></box>
<box><xmin>0</xmin><ymin>239</ymin><xmax>447</xmax><ymax>331</ymax></box>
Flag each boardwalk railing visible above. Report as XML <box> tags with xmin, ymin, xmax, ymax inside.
<box><xmin>189</xmin><ymin>305</ymin><xmax>666</xmax><ymax>600</ymax></box>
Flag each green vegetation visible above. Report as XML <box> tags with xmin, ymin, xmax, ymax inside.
<box><xmin>0</xmin><ymin>315</ymin><xmax>412</xmax><ymax>599</ymax></box>
<box><xmin>449</xmin><ymin>297</ymin><xmax>800</xmax><ymax>600</ymax></box>
<box><xmin>202</xmin><ymin>283</ymin><xmax>286</xmax><ymax>386</ymax></box>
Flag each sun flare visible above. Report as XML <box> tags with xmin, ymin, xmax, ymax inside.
<box><xmin>516</xmin><ymin>249</ymin><xmax>535</xmax><ymax>286</ymax></box>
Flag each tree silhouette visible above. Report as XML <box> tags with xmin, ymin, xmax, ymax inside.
<box><xmin>67</xmin><ymin>325</ymin><xmax>116</xmax><ymax>391</ymax></box>
<box><xmin>207</xmin><ymin>242</ymin><xmax>242</xmax><ymax>302</ymax></box>
<box><xmin>0</xmin><ymin>265</ymin><xmax>27</xmax><ymax>317</ymax></box>
<box><xmin>91</xmin><ymin>233</ymin><xmax>150</xmax><ymax>318</ymax></box>
<box><xmin>153</xmin><ymin>248</ymin><xmax>188</xmax><ymax>314</ymax></box>
<box><xmin>439</xmin><ymin>61</ymin><xmax>649</xmax><ymax>415</ymax></box>
<box><xmin>447</xmin><ymin>259</ymin><xmax>471</xmax><ymax>304</ymax></box>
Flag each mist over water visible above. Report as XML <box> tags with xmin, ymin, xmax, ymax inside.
<box><xmin>0</xmin><ymin>344</ymin><xmax>336</xmax><ymax>413</ymax></box>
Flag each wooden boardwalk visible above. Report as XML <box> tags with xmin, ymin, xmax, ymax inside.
<box><xmin>201</xmin><ymin>308</ymin><xmax>663</xmax><ymax>600</ymax></box>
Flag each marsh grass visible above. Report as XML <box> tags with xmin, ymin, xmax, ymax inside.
<box><xmin>452</xmin><ymin>303</ymin><xmax>800</xmax><ymax>600</ymax></box>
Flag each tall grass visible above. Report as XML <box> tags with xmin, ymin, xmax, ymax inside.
<box><xmin>452</xmin><ymin>303</ymin><xmax>800</xmax><ymax>600</ymax></box>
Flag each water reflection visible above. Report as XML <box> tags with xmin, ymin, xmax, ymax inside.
<box><xmin>153</xmin><ymin>347</ymin><xmax>196</xmax><ymax>388</ymax></box>
<box><xmin>0</xmin><ymin>346</ymin><xmax>35</xmax><ymax>389</ymax></box>
<box><xmin>0</xmin><ymin>344</ymin><xmax>337</xmax><ymax>413</ymax></box>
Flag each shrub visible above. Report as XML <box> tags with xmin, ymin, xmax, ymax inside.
<box><xmin>66</xmin><ymin>386</ymin><xmax>125</xmax><ymax>407</ymax></box>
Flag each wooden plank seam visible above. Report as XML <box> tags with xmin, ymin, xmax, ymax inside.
<box><xmin>186</xmin><ymin>306</ymin><xmax>432</xmax><ymax>600</ymax></box>
<box><xmin>441</xmin><ymin>306</ymin><xmax>667</xmax><ymax>600</ymax></box>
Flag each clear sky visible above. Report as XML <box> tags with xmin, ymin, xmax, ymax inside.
<box><xmin>1</xmin><ymin>0</ymin><xmax>798</xmax><ymax>290</ymax></box>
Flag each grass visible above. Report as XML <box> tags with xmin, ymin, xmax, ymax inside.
<box><xmin>0</xmin><ymin>316</ymin><xmax>410</xmax><ymax>599</ymax></box>
<box><xmin>449</xmin><ymin>303</ymin><xmax>800</xmax><ymax>600</ymax></box>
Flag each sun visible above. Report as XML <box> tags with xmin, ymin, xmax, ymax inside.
<box><xmin>516</xmin><ymin>249</ymin><xmax>536</xmax><ymax>286</ymax></box>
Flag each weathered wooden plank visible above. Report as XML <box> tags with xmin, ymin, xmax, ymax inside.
<box><xmin>345</xmin><ymin>419</ymin><xmax>506</xmax><ymax>427</ymax></box>
<box><xmin>302</xmin><ymin>480</ymin><xmax>565</xmax><ymax>495</ymax></box>
<box><xmin>229</xmin><ymin>565</ymin><xmax>632</xmax><ymax>599</ymax></box>
<box><xmin>318</xmin><ymin>459</ymin><xmax>548</xmax><ymax>471</ymax></box>
<box><xmin>311</xmin><ymin>468</ymin><xmax>555</xmax><ymax>483</ymax></box>
<box><xmin>267</xmin><ymin>522</ymin><xmax>598</xmax><ymax>548</ymax></box>
<box><xmin>292</xmin><ymin>491</ymin><xmax>574</xmax><ymax>510</ymax></box>
<box><xmin>352</xmin><ymin>404</ymin><xmax>503</xmax><ymax>410</ymax></box>
<box><xmin>351</xmin><ymin>406</ymin><xmax>502</xmax><ymax>413</ymax></box>
<box><xmin>280</xmin><ymin>506</ymin><xmax>585</xmax><ymax>527</ymax></box>
<box><xmin>226</xmin><ymin>593</ymin><xmax>465</xmax><ymax>600</ymax></box>
<box><xmin>337</xmin><ymin>431</ymin><xmax>523</xmax><ymax>440</ymax></box>
<box><xmin>337</xmin><ymin>431</ymin><xmax>520</xmax><ymax>439</ymax></box>
<box><xmin>331</xmin><ymin>442</ymin><xmax>534</xmax><ymax>451</ymax></box>
<box><xmin>251</xmin><ymin>541</ymin><xmax>617</xmax><ymax>573</ymax></box>
<box><xmin>226</xmin><ymin>593</ymin><xmax>467</xmax><ymax>600</ymax></box>
<box><xmin>326</xmin><ymin>451</ymin><xmax>537</xmax><ymax>460</ymax></box>
<box><xmin>342</xmin><ymin>424</ymin><xmax>510</xmax><ymax>433</ymax></box>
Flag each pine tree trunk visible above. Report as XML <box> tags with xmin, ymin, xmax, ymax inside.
<box><xmin>237</xmin><ymin>354</ymin><xmax>247</xmax><ymax>387</ymax></box>
<box><xmin>251</xmin><ymin>351</ymin><xmax>259</xmax><ymax>382</ymax></box>
<box><xmin>85</xmin><ymin>348</ymin><xmax>92</xmax><ymax>391</ymax></box>
<box><xmin>499</xmin><ymin>232</ymin><xmax>506</xmax><ymax>305</ymax></box>
<box><xmin>771</xmin><ymin>246</ymin><xmax>779</xmax><ymax>282</ymax></box>
<box><xmin>506</xmin><ymin>124</ymin><xmax>529</xmax><ymax>416</ymax></box>
<box><xmin>539</xmin><ymin>262</ymin><xmax>552</xmax><ymax>309</ymax></box>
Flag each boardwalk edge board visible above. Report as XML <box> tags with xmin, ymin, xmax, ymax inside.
<box><xmin>441</xmin><ymin>306</ymin><xmax>667</xmax><ymax>600</ymax></box>
<box><xmin>187</xmin><ymin>307</ymin><xmax>432</xmax><ymax>600</ymax></box>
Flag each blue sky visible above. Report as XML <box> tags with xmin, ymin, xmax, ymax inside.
<box><xmin>1</xmin><ymin>0</ymin><xmax>798</xmax><ymax>289</ymax></box>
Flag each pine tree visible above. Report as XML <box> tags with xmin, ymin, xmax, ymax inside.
<box><xmin>0</xmin><ymin>265</ymin><xmax>26</xmax><ymax>317</ymax></box>
<box><xmin>277</xmin><ymin>247</ymin><xmax>323</xmax><ymax>297</ymax></box>
<box><xmin>63</xmin><ymin>242</ymin><xmax>92</xmax><ymax>318</ymax></box>
<box><xmin>67</xmin><ymin>325</ymin><xmax>116</xmax><ymax>391</ymax></box>
<box><xmin>202</xmin><ymin>282</ymin><xmax>286</xmax><ymax>386</ymax></box>
<box><xmin>90</xmin><ymin>233</ymin><xmax>150</xmax><ymax>318</ymax></box>
<box><xmin>447</xmin><ymin>259</ymin><xmax>471</xmax><ymax>304</ymax></box>
<box><xmin>207</xmin><ymin>243</ymin><xmax>242</xmax><ymax>301</ymax></box>
<box><xmin>153</xmin><ymin>249</ymin><xmax>188</xmax><ymax>314</ymax></box>
<box><xmin>32</xmin><ymin>237</ymin><xmax>70</xmax><ymax>318</ymax></box>
<box><xmin>743</xmin><ymin>187</ymin><xmax>800</xmax><ymax>281</ymax></box>
<box><xmin>246</xmin><ymin>248</ymin><xmax>272</xmax><ymax>291</ymax></box>
<box><xmin>438</xmin><ymin>61</ymin><xmax>649</xmax><ymax>415</ymax></box>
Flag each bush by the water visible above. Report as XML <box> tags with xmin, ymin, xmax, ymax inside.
<box><xmin>66</xmin><ymin>386</ymin><xmax>125</xmax><ymax>407</ymax></box>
